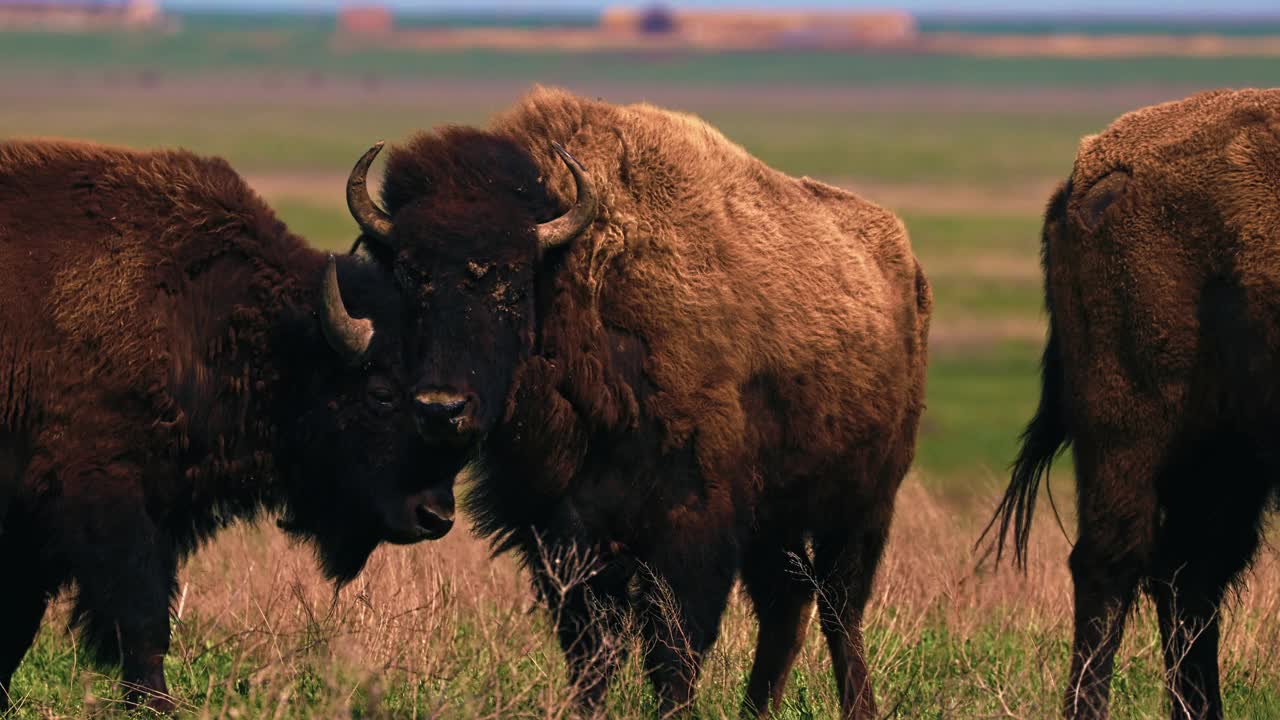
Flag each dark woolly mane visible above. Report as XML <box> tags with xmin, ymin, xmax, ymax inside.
<box><xmin>381</xmin><ymin>127</ymin><xmax>557</xmax><ymax>221</ymax></box>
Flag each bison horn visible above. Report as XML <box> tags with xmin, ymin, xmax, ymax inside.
<box><xmin>537</xmin><ymin>142</ymin><xmax>598</xmax><ymax>253</ymax></box>
<box><xmin>321</xmin><ymin>255</ymin><xmax>374</xmax><ymax>365</ymax></box>
<box><xmin>347</xmin><ymin>141</ymin><xmax>395</xmax><ymax>247</ymax></box>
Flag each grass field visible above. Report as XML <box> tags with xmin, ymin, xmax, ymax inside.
<box><xmin>2</xmin><ymin>25</ymin><xmax>1278</xmax><ymax>718</ymax></box>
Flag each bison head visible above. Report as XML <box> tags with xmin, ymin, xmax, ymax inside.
<box><xmin>345</xmin><ymin>130</ymin><xmax>597</xmax><ymax>448</ymax></box>
<box><xmin>276</xmin><ymin>243</ymin><xmax>468</xmax><ymax>583</ymax></box>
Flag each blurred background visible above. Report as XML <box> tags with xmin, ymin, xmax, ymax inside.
<box><xmin>6</xmin><ymin>3</ymin><xmax>1280</xmax><ymax>717</ymax></box>
<box><xmin>4</xmin><ymin>0</ymin><xmax>1278</xmax><ymax>494</ymax></box>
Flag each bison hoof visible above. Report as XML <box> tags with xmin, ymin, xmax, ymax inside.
<box><xmin>126</xmin><ymin>691</ymin><xmax>178</xmax><ymax>715</ymax></box>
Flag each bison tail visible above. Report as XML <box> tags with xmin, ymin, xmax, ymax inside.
<box><xmin>981</xmin><ymin>325</ymin><xmax>1070</xmax><ymax>569</ymax></box>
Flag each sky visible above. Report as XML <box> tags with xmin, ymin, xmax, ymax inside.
<box><xmin>157</xmin><ymin>0</ymin><xmax>1280</xmax><ymax>16</ymax></box>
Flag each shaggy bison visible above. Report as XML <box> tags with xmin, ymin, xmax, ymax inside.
<box><xmin>989</xmin><ymin>89</ymin><xmax>1280</xmax><ymax>720</ymax></box>
<box><xmin>347</xmin><ymin>87</ymin><xmax>931</xmax><ymax>717</ymax></box>
<box><xmin>0</xmin><ymin>141</ymin><xmax>460</xmax><ymax>711</ymax></box>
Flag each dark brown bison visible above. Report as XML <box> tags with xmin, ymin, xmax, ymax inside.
<box><xmin>988</xmin><ymin>89</ymin><xmax>1280</xmax><ymax>720</ymax></box>
<box><xmin>346</xmin><ymin>87</ymin><xmax>932</xmax><ymax>718</ymax></box>
<box><xmin>0</xmin><ymin>141</ymin><xmax>461</xmax><ymax>712</ymax></box>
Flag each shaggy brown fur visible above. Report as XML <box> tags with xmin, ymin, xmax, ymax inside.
<box><xmin>364</xmin><ymin>87</ymin><xmax>931</xmax><ymax>718</ymax></box>
<box><xmin>988</xmin><ymin>88</ymin><xmax>1280</xmax><ymax>720</ymax></box>
<box><xmin>0</xmin><ymin>141</ymin><xmax>459</xmax><ymax>711</ymax></box>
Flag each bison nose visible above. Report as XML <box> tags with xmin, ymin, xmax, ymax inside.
<box><xmin>413</xmin><ymin>492</ymin><xmax>454</xmax><ymax>540</ymax></box>
<box><xmin>418</xmin><ymin>398</ymin><xmax>466</xmax><ymax>423</ymax></box>
<box><xmin>385</xmin><ymin>487</ymin><xmax>454</xmax><ymax>544</ymax></box>
<box><xmin>414</xmin><ymin>390</ymin><xmax>475</xmax><ymax>440</ymax></box>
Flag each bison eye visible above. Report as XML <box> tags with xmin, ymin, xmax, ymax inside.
<box><xmin>366</xmin><ymin>380</ymin><xmax>397</xmax><ymax>411</ymax></box>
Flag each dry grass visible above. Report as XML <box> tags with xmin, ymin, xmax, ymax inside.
<box><xmin>10</xmin><ymin>477</ymin><xmax>1279</xmax><ymax>718</ymax></box>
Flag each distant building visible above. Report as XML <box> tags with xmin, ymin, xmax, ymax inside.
<box><xmin>600</xmin><ymin>6</ymin><xmax>917</xmax><ymax>48</ymax></box>
<box><xmin>637</xmin><ymin>4</ymin><xmax>676</xmax><ymax>35</ymax></box>
<box><xmin>0</xmin><ymin>0</ymin><xmax>165</xmax><ymax>31</ymax></box>
<box><xmin>337</xmin><ymin>3</ymin><xmax>393</xmax><ymax>36</ymax></box>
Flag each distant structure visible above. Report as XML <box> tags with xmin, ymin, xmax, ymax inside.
<box><xmin>337</xmin><ymin>3</ymin><xmax>393</xmax><ymax>36</ymax></box>
<box><xmin>0</xmin><ymin>0</ymin><xmax>166</xmax><ymax>31</ymax></box>
<box><xmin>636</xmin><ymin>4</ymin><xmax>676</xmax><ymax>35</ymax></box>
<box><xmin>333</xmin><ymin>3</ymin><xmax>919</xmax><ymax>53</ymax></box>
<box><xmin>600</xmin><ymin>5</ymin><xmax>917</xmax><ymax>48</ymax></box>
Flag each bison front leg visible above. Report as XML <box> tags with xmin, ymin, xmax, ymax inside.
<box><xmin>1064</xmin><ymin>441</ymin><xmax>1160</xmax><ymax>720</ymax></box>
<box><xmin>1153</xmin><ymin>585</ymin><xmax>1224</xmax><ymax>720</ymax></box>
<box><xmin>526</xmin><ymin>527</ymin><xmax>635</xmax><ymax>715</ymax></box>
<box><xmin>0</xmin><ymin>592</ymin><xmax>45</xmax><ymax>713</ymax></box>
<box><xmin>638</xmin><ymin>534</ymin><xmax>737</xmax><ymax>716</ymax></box>
<box><xmin>64</xmin><ymin>468</ymin><xmax>179</xmax><ymax>713</ymax></box>
<box><xmin>0</xmin><ymin>543</ymin><xmax>49</xmax><ymax>711</ymax></box>
<box><xmin>546</xmin><ymin>569</ymin><xmax>631</xmax><ymax>714</ymax></box>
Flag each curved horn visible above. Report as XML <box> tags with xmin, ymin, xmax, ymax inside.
<box><xmin>346</xmin><ymin>141</ymin><xmax>395</xmax><ymax>246</ymax></box>
<box><xmin>321</xmin><ymin>255</ymin><xmax>374</xmax><ymax>366</ymax></box>
<box><xmin>537</xmin><ymin>142</ymin><xmax>598</xmax><ymax>253</ymax></box>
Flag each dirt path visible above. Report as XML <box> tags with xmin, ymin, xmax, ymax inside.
<box><xmin>247</xmin><ymin>172</ymin><xmax>352</xmax><ymax>204</ymax></box>
<box><xmin>928</xmin><ymin>315</ymin><xmax>1046</xmax><ymax>349</ymax></box>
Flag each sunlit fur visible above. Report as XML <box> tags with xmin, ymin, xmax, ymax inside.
<box><xmin>0</xmin><ymin>140</ymin><xmax>456</xmax><ymax>711</ymax></box>
<box><xmin>377</xmin><ymin>87</ymin><xmax>932</xmax><ymax>718</ymax></box>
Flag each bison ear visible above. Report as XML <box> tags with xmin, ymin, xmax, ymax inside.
<box><xmin>1071</xmin><ymin>170</ymin><xmax>1130</xmax><ymax>234</ymax></box>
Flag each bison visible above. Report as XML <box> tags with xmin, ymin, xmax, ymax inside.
<box><xmin>0</xmin><ymin>140</ymin><xmax>461</xmax><ymax>712</ymax></box>
<box><xmin>345</xmin><ymin>87</ymin><xmax>932</xmax><ymax>717</ymax></box>
<box><xmin>988</xmin><ymin>89</ymin><xmax>1280</xmax><ymax>720</ymax></box>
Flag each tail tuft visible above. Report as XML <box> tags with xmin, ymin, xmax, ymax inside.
<box><xmin>982</xmin><ymin>328</ymin><xmax>1069</xmax><ymax>569</ymax></box>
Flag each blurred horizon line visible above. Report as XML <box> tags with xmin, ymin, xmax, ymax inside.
<box><xmin>154</xmin><ymin>3</ymin><xmax>1280</xmax><ymax>22</ymax></box>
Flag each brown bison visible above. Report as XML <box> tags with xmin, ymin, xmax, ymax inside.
<box><xmin>988</xmin><ymin>89</ymin><xmax>1280</xmax><ymax>720</ymax></box>
<box><xmin>0</xmin><ymin>141</ymin><xmax>461</xmax><ymax>712</ymax></box>
<box><xmin>346</xmin><ymin>87</ymin><xmax>932</xmax><ymax>717</ymax></box>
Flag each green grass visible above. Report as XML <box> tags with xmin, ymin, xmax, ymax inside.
<box><xmin>272</xmin><ymin>199</ymin><xmax>360</xmax><ymax>252</ymax></box>
<box><xmin>904</xmin><ymin>212</ymin><xmax>1044</xmax><ymax>259</ymax></box>
<box><xmin>917</xmin><ymin>343</ymin><xmax>1045</xmax><ymax>488</ymax></box>
<box><xmin>10</xmin><ymin>603</ymin><xmax>1279</xmax><ymax>719</ymax></box>
<box><xmin>1</xmin><ymin>103</ymin><xmax>489</xmax><ymax>174</ymax></box>
<box><xmin>710</xmin><ymin>111</ymin><xmax>1095</xmax><ymax>183</ymax></box>
<box><xmin>931</xmin><ymin>280</ymin><xmax>1042</xmax><ymax>318</ymax></box>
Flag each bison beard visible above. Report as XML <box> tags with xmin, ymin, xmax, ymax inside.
<box><xmin>0</xmin><ymin>141</ymin><xmax>458</xmax><ymax>712</ymax></box>
<box><xmin>985</xmin><ymin>88</ymin><xmax>1280</xmax><ymax>720</ymax></box>
<box><xmin>360</xmin><ymin>87</ymin><xmax>932</xmax><ymax>718</ymax></box>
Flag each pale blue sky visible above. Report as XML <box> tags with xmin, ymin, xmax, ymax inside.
<box><xmin>159</xmin><ymin>0</ymin><xmax>1280</xmax><ymax>16</ymax></box>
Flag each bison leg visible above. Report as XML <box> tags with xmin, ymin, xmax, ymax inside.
<box><xmin>66</xmin><ymin>479</ymin><xmax>178</xmax><ymax>714</ymax></box>
<box><xmin>639</xmin><ymin>537</ymin><xmax>737</xmax><ymax>716</ymax></box>
<box><xmin>1153</xmin><ymin>583</ymin><xmax>1224</xmax><ymax>720</ymax></box>
<box><xmin>0</xmin><ymin>576</ymin><xmax>48</xmax><ymax>711</ymax></box>
<box><xmin>814</xmin><ymin>514</ymin><xmax>890</xmax><ymax>720</ymax></box>
<box><xmin>740</xmin><ymin>539</ymin><xmax>814</xmax><ymax>718</ymax></box>
<box><xmin>1150</xmin><ymin>443</ymin><xmax>1269</xmax><ymax>720</ymax></box>
<box><xmin>1064</xmin><ymin>442</ymin><xmax>1160</xmax><ymax>720</ymax></box>
<box><xmin>546</xmin><ymin>569</ymin><xmax>631</xmax><ymax>714</ymax></box>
